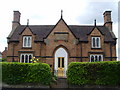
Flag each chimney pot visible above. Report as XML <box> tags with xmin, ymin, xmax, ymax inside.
<box><xmin>5</xmin><ymin>47</ymin><xmax>7</xmax><ymax>50</ymax></box>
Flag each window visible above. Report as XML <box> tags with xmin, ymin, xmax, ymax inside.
<box><xmin>23</xmin><ymin>36</ymin><xmax>32</xmax><ymax>47</ymax></box>
<box><xmin>20</xmin><ymin>54</ymin><xmax>33</xmax><ymax>63</ymax></box>
<box><xmin>92</xmin><ymin>37</ymin><xmax>101</xmax><ymax>48</ymax></box>
<box><xmin>90</xmin><ymin>55</ymin><xmax>103</xmax><ymax>62</ymax></box>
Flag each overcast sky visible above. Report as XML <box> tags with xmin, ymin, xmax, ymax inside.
<box><xmin>0</xmin><ymin>0</ymin><xmax>119</xmax><ymax>60</ymax></box>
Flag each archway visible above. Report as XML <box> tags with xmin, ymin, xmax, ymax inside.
<box><xmin>54</xmin><ymin>47</ymin><xmax>68</xmax><ymax>77</ymax></box>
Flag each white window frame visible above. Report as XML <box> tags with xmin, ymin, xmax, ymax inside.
<box><xmin>90</xmin><ymin>55</ymin><xmax>103</xmax><ymax>62</ymax></box>
<box><xmin>91</xmin><ymin>37</ymin><xmax>101</xmax><ymax>48</ymax></box>
<box><xmin>23</xmin><ymin>36</ymin><xmax>32</xmax><ymax>47</ymax></box>
<box><xmin>20</xmin><ymin>54</ymin><xmax>33</xmax><ymax>63</ymax></box>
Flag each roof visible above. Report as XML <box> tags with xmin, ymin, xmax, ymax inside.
<box><xmin>8</xmin><ymin>25</ymin><xmax>116</xmax><ymax>42</ymax></box>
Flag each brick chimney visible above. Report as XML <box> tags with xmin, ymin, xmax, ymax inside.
<box><xmin>8</xmin><ymin>11</ymin><xmax>21</xmax><ymax>38</ymax></box>
<box><xmin>103</xmin><ymin>11</ymin><xmax>112</xmax><ymax>31</ymax></box>
<box><xmin>12</xmin><ymin>11</ymin><xmax>21</xmax><ymax>30</ymax></box>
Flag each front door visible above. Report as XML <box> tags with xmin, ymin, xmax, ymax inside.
<box><xmin>58</xmin><ymin>57</ymin><xmax>64</xmax><ymax>77</ymax></box>
<box><xmin>54</xmin><ymin>47</ymin><xmax>68</xmax><ymax>77</ymax></box>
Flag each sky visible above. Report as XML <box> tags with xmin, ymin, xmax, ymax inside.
<box><xmin>0</xmin><ymin>0</ymin><xmax>119</xmax><ymax>60</ymax></box>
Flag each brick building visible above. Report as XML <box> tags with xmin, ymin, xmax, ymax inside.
<box><xmin>7</xmin><ymin>11</ymin><xmax>117</xmax><ymax>77</ymax></box>
<box><xmin>2</xmin><ymin>47</ymin><xmax>8</xmax><ymax>59</ymax></box>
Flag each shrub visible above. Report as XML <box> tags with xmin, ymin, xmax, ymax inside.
<box><xmin>1</xmin><ymin>62</ymin><xmax>52</xmax><ymax>85</ymax></box>
<box><xmin>67</xmin><ymin>61</ymin><xmax>120</xmax><ymax>86</ymax></box>
<box><xmin>0</xmin><ymin>58</ymin><xmax>7</xmax><ymax>62</ymax></box>
<box><xmin>26</xmin><ymin>63</ymin><xmax>52</xmax><ymax>85</ymax></box>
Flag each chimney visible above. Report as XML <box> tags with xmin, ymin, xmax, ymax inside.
<box><xmin>8</xmin><ymin>11</ymin><xmax>21</xmax><ymax>39</ymax></box>
<box><xmin>12</xmin><ymin>11</ymin><xmax>21</xmax><ymax>30</ymax></box>
<box><xmin>103</xmin><ymin>11</ymin><xmax>112</xmax><ymax>31</ymax></box>
<box><xmin>5</xmin><ymin>47</ymin><xmax>7</xmax><ymax>51</ymax></box>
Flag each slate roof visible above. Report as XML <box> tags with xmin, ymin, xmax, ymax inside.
<box><xmin>8</xmin><ymin>24</ymin><xmax>116</xmax><ymax>42</ymax></box>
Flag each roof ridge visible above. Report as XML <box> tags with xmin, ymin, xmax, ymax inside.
<box><xmin>20</xmin><ymin>25</ymin><xmax>104</xmax><ymax>27</ymax></box>
<box><xmin>69</xmin><ymin>25</ymin><xmax>104</xmax><ymax>27</ymax></box>
<box><xmin>21</xmin><ymin>25</ymin><xmax>54</xmax><ymax>26</ymax></box>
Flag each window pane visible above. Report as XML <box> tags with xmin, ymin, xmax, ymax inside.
<box><xmin>28</xmin><ymin>37</ymin><xmax>31</xmax><ymax>46</ymax></box>
<box><xmin>22</xmin><ymin>55</ymin><xmax>24</xmax><ymax>62</ymax></box>
<box><xmin>29</xmin><ymin>55</ymin><xmax>32</xmax><ymax>63</ymax></box>
<box><xmin>25</xmin><ymin>55</ymin><xmax>28</xmax><ymax>63</ymax></box>
<box><xmin>96</xmin><ymin>38</ymin><xmax>99</xmax><ymax>47</ymax></box>
<box><xmin>91</xmin><ymin>55</ymin><xmax>94</xmax><ymax>62</ymax></box>
<box><xmin>24</xmin><ymin>37</ymin><xmax>27</xmax><ymax>46</ymax></box>
<box><xmin>62</xmin><ymin>58</ymin><xmax>64</xmax><ymax>67</ymax></box>
<box><xmin>95</xmin><ymin>56</ymin><xmax>98</xmax><ymax>62</ymax></box>
<box><xmin>58</xmin><ymin>58</ymin><xmax>60</xmax><ymax>67</ymax></box>
<box><xmin>93</xmin><ymin>38</ymin><xmax>95</xmax><ymax>47</ymax></box>
<box><xmin>99</xmin><ymin>56</ymin><xmax>101</xmax><ymax>61</ymax></box>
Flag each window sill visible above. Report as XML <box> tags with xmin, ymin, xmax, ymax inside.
<box><xmin>22</xmin><ymin>47</ymin><xmax>32</xmax><ymax>49</ymax></box>
<box><xmin>91</xmin><ymin>48</ymin><xmax>102</xmax><ymax>49</ymax></box>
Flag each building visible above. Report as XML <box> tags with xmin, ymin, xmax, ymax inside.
<box><xmin>2</xmin><ymin>47</ymin><xmax>8</xmax><ymax>60</ymax></box>
<box><xmin>7</xmin><ymin>11</ymin><xmax>117</xmax><ymax>77</ymax></box>
<box><xmin>0</xmin><ymin>52</ymin><xmax>2</xmax><ymax>60</ymax></box>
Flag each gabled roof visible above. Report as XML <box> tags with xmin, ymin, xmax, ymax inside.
<box><xmin>8</xmin><ymin>24</ymin><xmax>116</xmax><ymax>42</ymax></box>
<box><xmin>19</xmin><ymin>25</ymin><xmax>35</xmax><ymax>35</ymax></box>
<box><xmin>87</xmin><ymin>26</ymin><xmax>104</xmax><ymax>35</ymax></box>
<box><xmin>45</xmin><ymin>18</ymin><xmax>77</xmax><ymax>39</ymax></box>
<box><xmin>69</xmin><ymin>25</ymin><xmax>115</xmax><ymax>42</ymax></box>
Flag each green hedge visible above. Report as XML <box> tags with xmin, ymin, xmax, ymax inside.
<box><xmin>1</xmin><ymin>62</ymin><xmax>52</xmax><ymax>85</ymax></box>
<box><xmin>67</xmin><ymin>61</ymin><xmax>120</xmax><ymax>86</ymax></box>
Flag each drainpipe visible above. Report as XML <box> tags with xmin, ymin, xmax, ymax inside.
<box><xmin>12</xmin><ymin>43</ymin><xmax>15</xmax><ymax>62</ymax></box>
<box><xmin>110</xmin><ymin>43</ymin><xmax>112</xmax><ymax>61</ymax></box>
<box><xmin>40</xmin><ymin>42</ymin><xmax>42</xmax><ymax>57</ymax></box>
<box><xmin>80</xmin><ymin>43</ymin><xmax>83</xmax><ymax>62</ymax></box>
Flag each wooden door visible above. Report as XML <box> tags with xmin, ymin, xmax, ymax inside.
<box><xmin>58</xmin><ymin>57</ymin><xmax>64</xmax><ymax>77</ymax></box>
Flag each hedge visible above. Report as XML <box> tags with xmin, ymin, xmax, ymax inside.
<box><xmin>67</xmin><ymin>61</ymin><xmax>120</xmax><ymax>86</ymax></box>
<box><xmin>1</xmin><ymin>62</ymin><xmax>52</xmax><ymax>85</ymax></box>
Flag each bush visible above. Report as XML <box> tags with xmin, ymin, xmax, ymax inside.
<box><xmin>1</xmin><ymin>62</ymin><xmax>52</xmax><ymax>85</ymax></box>
<box><xmin>0</xmin><ymin>58</ymin><xmax>7</xmax><ymax>62</ymax></box>
<box><xmin>67</xmin><ymin>61</ymin><xmax>120</xmax><ymax>86</ymax></box>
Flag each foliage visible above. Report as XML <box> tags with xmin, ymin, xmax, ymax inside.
<box><xmin>67</xmin><ymin>61</ymin><xmax>120</xmax><ymax>86</ymax></box>
<box><xmin>0</xmin><ymin>58</ymin><xmax>7</xmax><ymax>62</ymax></box>
<box><xmin>1</xmin><ymin>62</ymin><xmax>52</xmax><ymax>85</ymax></box>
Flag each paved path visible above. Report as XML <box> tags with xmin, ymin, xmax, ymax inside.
<box><xmin>50</xmin><ymin>78</ymin><xmax>68</xmax><ymax>88</ymax></box>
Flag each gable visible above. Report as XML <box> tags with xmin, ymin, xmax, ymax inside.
<box><xmin>45</xmin><ymin>18</ymin><xmax>77</xmax><ymax>39</ymax></box>
<box><xmin>20</xmin><ymin>26</ymin><xmax>34</xmax><ymax>35</ymax></box>
<box><xmin>90</xmin><ymin>27</ymin><xmax>103</xmax><ymax>36</ymax></box>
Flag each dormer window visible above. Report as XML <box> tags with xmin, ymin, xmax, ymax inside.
<box><xmin>23</xmin><ymin>36</ymin><xmax>32</xmax><ymax>47</ymax></box>
<box><xmin>91</xmin><ymin>37</ymin><xmax>101</xmax><ymax>48</ymax></box>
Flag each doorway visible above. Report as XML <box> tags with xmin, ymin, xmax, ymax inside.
<box><xmin>54</xmin><ymin>47</ymin><xmax>68</xmax><ymax>77</ymax></box>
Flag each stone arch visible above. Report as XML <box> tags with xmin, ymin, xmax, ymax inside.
<box><xmin>52</xmin><ymin>45</ymin><xmax>70</xmax><ymax>57</ymax></box>
<box><xmin>53</xmin><ymin>45</ymin><xmax>69</xmax><ymax>77</ymax></box>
